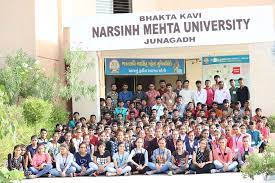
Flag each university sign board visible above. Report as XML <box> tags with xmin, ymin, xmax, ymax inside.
<box><xmin>105</xmin><ymin>58</ymin><xmax>185</xmax><ymax>75</ymax></box>
<box><xmin>70</xmin><ymin>6</ymin><xmax>274</xmax><ymax>51</ymax></box>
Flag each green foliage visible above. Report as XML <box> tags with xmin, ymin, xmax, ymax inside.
<box><xmin>268</xmin><ymin>116</ymin><xmax>275</xmax><ymax>133</ymax></box>
<box><xmin>0</xmin><ymin>167</ymin><xmax>24</xmax><ymax>183</ymax></box>
<box><xmin>0</xmin><ymin>49</ymin><xmax>58</xmax><ymax>105</ymax></box>
<box><xmin>50</xmin><ymin>105</ymin><xmax>69</xmax><ymax>125</ymax></box>
<box><xmin>241</xmin><ymin>144</ymin><xmax>275</xmax><ymax>179</ymax></box>
<box><xmin>22</xmin><ymin>98</ymin><xmax>53</xmax><ymax>133</ymax></box>
<box><xmin>60</xmin><ymin>49</ymin><xmax>96</xmax><ymax>101</ymax></box>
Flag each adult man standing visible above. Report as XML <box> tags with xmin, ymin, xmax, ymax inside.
<box><xmin>118</xmin><ymin>83</ymin><xmax>133</xmax><ymax>106</ymax></box>
<box><xmin>107</xmin><ymin>83</ymin><xmax>118</xmax><ymax>106</ymax></box>
<box><xmin>134</xmin><ymin>83</ymin><xmax>147</xmax><ymax>103</ymax></box>
<box><xmin>173</xmin><ymin>79</ymin><xmax>182</xmax><ymax>96</ymax></box>
<box><xmin>229</xmin><ymin>79</ymin><xmax>238</xmax><ymax>105</ymax></box>
<box><xmin>179</xmin><ymin>80</ymin><xmax>193</xmax><ymax>105</ymax></box>
<box><xmin>237</xmin><ymin>78</ymin><xmax>250</xmax><ymax>107</ymax></box>
<box><xmin>214</xmin><ymin>81</ymin><xmax>231</xmax><ymax>108</ymax></box>
<box><xmin>205</xmin><ymin>80</ymin><xmax>215</xmax><ymax>107</ymax></box>
<box><xmin>162</xmin><ymin>83</ymin><xmax>177</xmax><ymax>113</ymax></box>
<box><xmin>193</xmin><ymin>80</ymin><xmax>207</xmax><ymax>106</ymax></box>
<box><xmin>158</xmin><ymin>80</ymin><xmax>168</xmax><ymax>97</ymax></box>
<box><xmin>146</xmin><ymin>83</ymin><xmax>160</xmax><ymax>107</ymax></box>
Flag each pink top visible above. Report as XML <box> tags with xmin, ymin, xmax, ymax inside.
<box><xmin>258</xmin><ymin>127</ymin><xmax>269</xmax><ymax>141</ymax></box>
<box><xmin>146</xmin><ymin>90</ymin><xmax>160</xmax><ymax>107</ymax></box>
<box><xmin>205</xmin><ymin>87</ymin><xmax>215</xmax><ymax>106</ymax></box>
<box><xmin>213</xmin><ymin>147</ymin><xmax>233</xmax><ymax>164</ymax></box>
<box><xmin>31</xmin><ymin>153</ymin><xmax>52</xmax><ymax>167</ymax></box>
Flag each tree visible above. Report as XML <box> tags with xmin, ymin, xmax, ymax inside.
<box><xmin>60</xmin><ymin>49</ymin><xmax>97</xmax><ymax>101</ymax></box>
<box><xmin>0</xmin><ymin>49</ymin><xmax>58</xmax><ymax>105</ymax></box>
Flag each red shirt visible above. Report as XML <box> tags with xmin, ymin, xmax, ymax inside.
<box><xmin>90</xmin><ymin>135</ymin><xmax>99</xmax><ymax>146</ymax></box>
<box><xmin>158</xmin><ymin>88</ymin><xmax>168</xmax><ymax>97</ymax></box>
<box><xmin>205</xmin><ymin>87</ymin><xmax>215</xmax><ymax>106</ymax></box>
<box><xmin>225</xmin><ymin>135</ymin><xmax>234</xmax><ymax>150</ymax></box>
<box><xmin>258</xmin><ymin>127</ymin><xmax>269</xmax><ymax>142</ymax></box>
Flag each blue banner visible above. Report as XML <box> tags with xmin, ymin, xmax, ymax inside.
<box><xmin>105</xmin><ymin>58</ymin><xmax>185</xmax><ymax>75</ymax></box>
<box><xmin>202</xmin><ymin>55</ymin><xmax>249</xmax><ymax>65</ymax></box>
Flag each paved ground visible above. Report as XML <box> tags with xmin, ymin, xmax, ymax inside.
<box><xmin>22</xmin><ymin>173</ymin><xmax>273</xmax><ymax>183</ymax></box>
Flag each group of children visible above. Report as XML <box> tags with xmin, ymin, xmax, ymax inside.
<box><xmin>6</xmin><ymin>77</ymin><xmax>271</xmax><ymax>178</ymax></box>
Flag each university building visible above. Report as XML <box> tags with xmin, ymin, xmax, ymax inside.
<box><xmin>0</xmin><ymin>0</ymin><xmax>275</xmax><ymax>118</ymax></box>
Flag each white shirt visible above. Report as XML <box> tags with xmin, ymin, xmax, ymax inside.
<box><xmin>214</xmin><ymin>88</ymin><xmax>231</xmax><ymax>104</ymax></box>
<box><xmin>193</xmin><ymin>88</ymin><xmax>207</xmax><ymax>106</ymax></box>
<box><xmin>152</xmin><ymin>104</ymin><xmax>165</xmax><ymax>121</ymax></box>
<box><xmin>179</xmin><ymin>89</ymin><xmax>193</xmax><ymax>105</ymax></box>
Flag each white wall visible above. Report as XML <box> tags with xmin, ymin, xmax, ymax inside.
<box><xmin>72</xmin><ymin>52</ymin><xmax>100</xmax><ymax>118</ymax></box>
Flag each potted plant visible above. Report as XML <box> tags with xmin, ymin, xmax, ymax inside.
<box><xmin>241</xmin><ymin>144</ymin><xmax>275</xmax><ymax>181</ymax></box>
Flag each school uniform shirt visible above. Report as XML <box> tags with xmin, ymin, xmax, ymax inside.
<box><xmin>74</xmin><ymin>152</ymin><xmax>92</xmax><ymax>168</ymax></box>
<box><xmin>146</xmin><ymin>90</ymin><xmax>161</xmax><ymax>107</ymax></box>
<box><xmin>213</xmin><ymin>147</ymin><xmax>233</xmax><ymax>164</ymax></box>
<box><xmin>247</xmin><ymin>129</ymin><xmax>261</xmax><ymax>147</ymax></box>
<box><xmin>172</xmin><ymin>151</ymin><xmax>188</xmax><ymax>167</ymax></box>
<box><xmin>205</xmin><ymin>87</ymin><xmax>215</xmax><ymax>106</ymax></box>
<box><xmin>152</xmin><ymin>104</ymin><xmax>165</xmax><ymax>121</ymax></box>
<box><xmin>94</xmin><ymin>150</ymin><xmax>111</xmax><ymax>166</ymax></box>
<box><xmin>31</xmin><ymin>153</ymin><xmax>52</xmax><ymax>167</ymax></box>
<box><xmin>193</xmin><ymin>89</ymin><xmax>207</xmax><ymax>106</ymax></box>
<box><xmin>118</xmin><ymin>91</ymin><xmax>133</xmax><ymax>105</ymax></box>
<box><xmin>237</xmin><ymin>86</ymin><xmax>250</xmax><ymax>107</ymax></box>
<box><xmin>214</xmin><ymin>88</ymin><xmax>231</xmax><ymax>104</ymax></box>
<box><xmin>179</xmin><ymin>89</ymin><xmax>194</xmax><ymax>105</ymax></box>
<box><xmin>151</xmin><ymin>148</ymin><xmax>172</xmax><ymax>164</ymax></box>
<box><xmin>112</xmin><ymin>152</ymin><xmax>129</xmax><ymax>167</ymax></box>
<box><xmin>55</xmin><ymin>152</ymin><xmax>74</xmax><ymax>171</ymax></box>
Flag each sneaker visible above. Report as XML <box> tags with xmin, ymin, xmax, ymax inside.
<box><xmin>167</xmin><ymin>171</ymin><xmax>173</xmax><ymax>176</ymax></box>
<box><xmin>28</xmin><ymin>175</ymin><xmax>36</xmax><ymax>179</ymax></box>
<box><xmin>48</xmin><ymin>174</ymin><xmax>52</xmax><ymax>178</ymax></box>
<box><xmin>69</xmin><ymin>173</ymin><xmax>74</xmax><ymax>177</ymax></box>
<box><xmin>145</xmin><ymin>171</ymin><xmax>154</xmax><ymax>175</ymax></box>
<box><xmin>232</xmin><ymin>168</ymin><xmax>238</xmax><ymax>172</ymax></box>
<box><xmin>124</xmin><ymin>172</ymin><xmax>131</xmax><ymax>176</ymax></box>
<box><xmin>106</xmin><ymin>172</ymin><xmax>116</xmax><ymax>176</ymax></box>
<box><xmin>92</xmin><ymin>172</ymin><xmax>98</xmax><ymax>177</ymax></box>
<box><xmin>211</xmin><ymin>169</ymin><xmax>220</xmax><ymax>174</ymax></box>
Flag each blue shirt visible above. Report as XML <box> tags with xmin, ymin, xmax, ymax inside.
<box><xmin>118</xmin><ymin>91</ymin><xmax>133</xmax><ymax>105</ymax></box>
<box><xmin>74</xmin><ymin>152</ymin><xmax>92</xmax><ymax>168</ymax></box>
<box><xmin>247</xmin><ymin>129</ymin><xmax>261</xmax><ymax>147</ymax></box>
<box><xmin>114</xmin><ymin>107</ymin><xmax>128</xmax><ymax>120</ymax></box>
